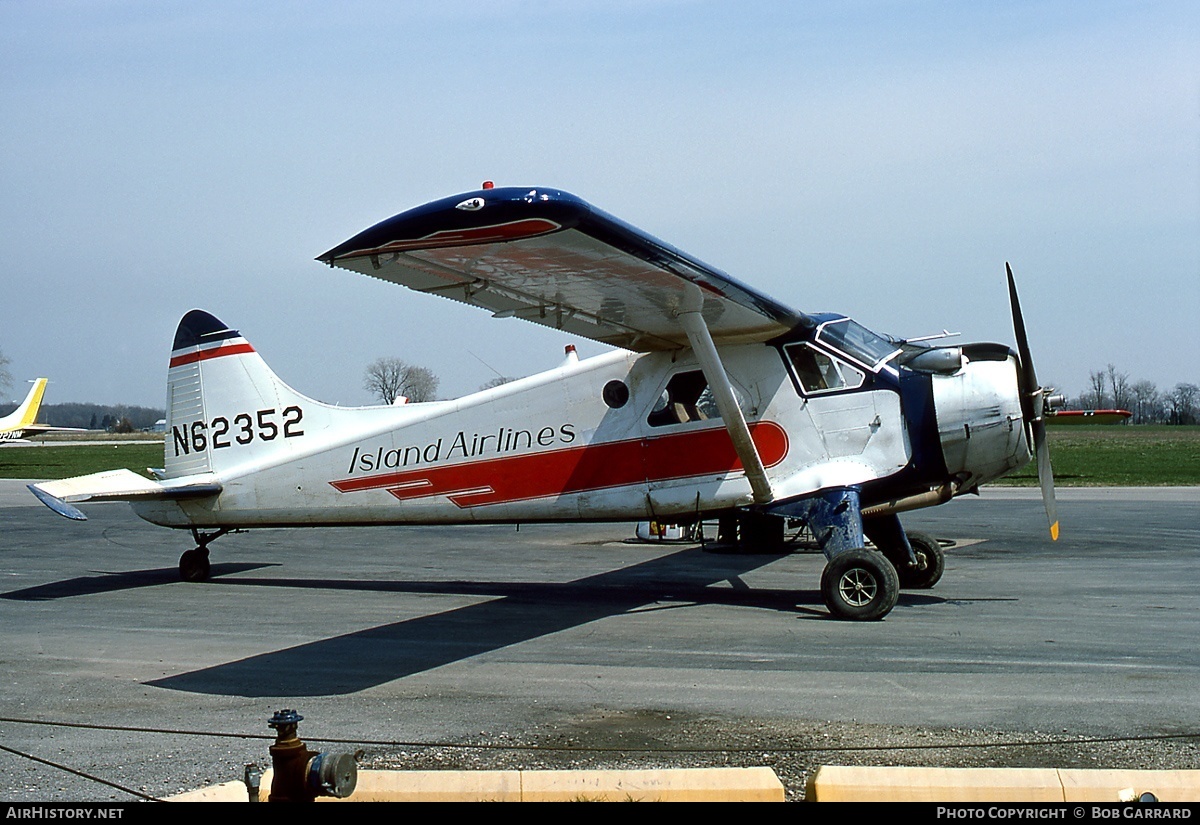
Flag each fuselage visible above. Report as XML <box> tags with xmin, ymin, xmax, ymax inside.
<box><xmin>131</xmin><ymin>315</ymin><xmax>1031</xmax><ymax>530</ymax></box>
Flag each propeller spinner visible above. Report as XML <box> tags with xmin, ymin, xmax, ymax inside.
<box><xmin>1006</xmin><ymin>263</ymin><xmax>1059</xmax><ymax>540</ymax></box>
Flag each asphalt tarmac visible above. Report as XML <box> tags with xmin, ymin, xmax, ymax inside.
<box><xmin>0</xmin><ymin>480</ymin><xmax>1197</xmax><ymax>801</ymax></box>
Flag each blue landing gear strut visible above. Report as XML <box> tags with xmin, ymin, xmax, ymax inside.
<box><xmin>864</xmin><ymin>514</ymin><xmax>945</xmax><ymax>590</ymax></box>
<box><xmin>768</xmin><ymin>487</ymin><xmax>900</xmax><ymax>621</ymax></box>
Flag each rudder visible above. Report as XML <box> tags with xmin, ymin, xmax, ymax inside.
<box><xmin>2</xmin><ymin>378</ymin><xmax>48</xmax><ymax>431</ymax></box>
<box><xmin>164</xmin><ymin>310</ymin><xmax>310</xmax><ymax>479</ymax></box>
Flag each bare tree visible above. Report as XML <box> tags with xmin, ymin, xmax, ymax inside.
<box><xmin>0</xmin><ymin>347</ymin><xmax>11</xmax><ymax>398</ymax></box>
<box><xmin>1167</xmin><ymin>383</ymin><xmax>1199</xmax><ymax>425</ymax></box>
<box><xmin>363</xmin><ymin>357</ymin><xmax>440</xmax><ymax>404</ymax></box>
<box><xmin>1130</xmin><ymin>380</ymin><xmax>1160</xmax><ymax>424</ymax></box>
<box><xmin>1106</xmin><ymin>364</ymin><xmax>1131</xmax><ymax>412</ymax></box>
<box><xmin>1086</xmin><ymin>369</ymin><xmax>1108</xmax><ymax>409</ymax></box>
<box><xmin>478</xmin><ymin>376</ymin><xmax>516</xmax><ymax>391</ymax></box>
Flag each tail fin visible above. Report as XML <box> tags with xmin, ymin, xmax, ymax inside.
<box><xmin>29</xmin><ymin>312</ymin><xmax>286</xmax><ymax>518</ymax></box>
<box><xmin>0</xmin><ymin>378</ymin><xmax>48</xmax><ymax>434</ymax></box>
<box><xmin>164</xmin><ymin>310</ymin><xmax>315</xmax><ymax>479</ymax></box>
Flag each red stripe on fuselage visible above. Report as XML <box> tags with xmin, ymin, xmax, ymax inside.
<box><xmin>336</xmin><ymin>219</ymin><xmax>561</xmax><ymax>259</ymax></box>
<box><xmin>329</xmin><ymin>421</ymin><xmax>789</xmax><ymax>508</ymax></box>
<box><xmin>168</xmin><ymin>342</ymin><xmax>255</xmax><ymax>368</ymax></box>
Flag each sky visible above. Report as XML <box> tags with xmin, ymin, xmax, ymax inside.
<box><xmin>1</xmin><ymin>0</ymin><xmax>1197</xmax><ymax>409</ymax></box>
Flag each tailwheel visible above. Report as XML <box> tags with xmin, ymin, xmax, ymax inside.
<box><xmin>179</xmin><ymin>547</ymin><xmax>211</xmax><ymax>582</ymax></box>
<box><xmin>820</xmin><ymin>548</ymin><xmax>899</xmax><ymax>621</ymax></box>
<box><xmin>179</xmin><ymin>527</ymin><xmax>229</xmax><ymax>582</ymax></box>
<box><xmin>897</xmin><ymin>531</ymin><xmax>945</xmax><ymax>589</ymax></box>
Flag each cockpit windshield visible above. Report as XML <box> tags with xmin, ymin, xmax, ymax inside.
<box><xmin>815</xmin><ymin>318</ymin><xmax>901</xmax><ymax>370</ymax></box>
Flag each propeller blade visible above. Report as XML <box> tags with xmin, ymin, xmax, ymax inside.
<box><xmin>1006</xmin><ymin>263</ymin><xmax>1039</xmax><ymax>423</ymax></box>
<box><xmin>1006</xmin><ymin>263</ymin><xmax>1059</xmax><ymax>540</ymax></box>
<box><xmin>1032</xmin><ymin>418</ymin><xmax>1059</xmax><ymax>541</ymax></box>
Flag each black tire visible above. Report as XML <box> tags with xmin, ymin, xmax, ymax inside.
<box><xmin>179</xmin><ymin>548</ymin><xmax>211</xmax><ymax>582</ymax></box>
<box><xmin>820</xmin><ymin>548</ymin><xmax>899</xmax><ymax>621</ymax></box>
<box><xmin>739</xmin><ymin>512</ymin><xmax>785</xmax><ymax>552</ymax></box>
<box><xmin>899</xmin><ymin>531</ymin><xmax>945</xmax><ymax>589</ymax></box>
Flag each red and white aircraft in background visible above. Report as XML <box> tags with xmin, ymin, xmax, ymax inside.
<box><xmin>1046</xmin><ymin>409</ymin><xmax>1132</xmax><ymax>425</ymax></box>
<box><xmin>30</xmin><ymin>185</ymin><xmax>1058</xmax><ymax>620</ymax></box>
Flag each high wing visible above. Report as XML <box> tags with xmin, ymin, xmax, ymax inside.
<box><xmin>317</xmin><ymin>186</ymin><xmax>810</xmax><ymax>351</ymax></box>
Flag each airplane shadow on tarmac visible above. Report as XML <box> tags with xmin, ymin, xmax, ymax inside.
<box><xmin>127</xmin><ymin>546</ymin><xmax>938</xmax><ymax>698</ymax></box>
<box><xmin>0</xmin><ymin>563</ymin><xmax>273</xmax><ymax>601</ymax></box>
<box><xmin>1</xmin><ymin>545</ymin><xmax>941</xmax><ymax>698</ymax></box>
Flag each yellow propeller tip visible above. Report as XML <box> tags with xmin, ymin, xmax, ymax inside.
<box><xmin>1050</xmin><ymin>522</ymin><xmax>1060</xmax><ymax>541</ymax></box>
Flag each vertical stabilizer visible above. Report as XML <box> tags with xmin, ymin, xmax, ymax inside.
<box><xmin>164</xmin><ymin>310</ymin><xmax>312</xmax><ymax>479</ymax></box>
<box><xmin>0</xmin><ymin>378</ymin><xmax>48</xmax><ymax>434</ymax></box>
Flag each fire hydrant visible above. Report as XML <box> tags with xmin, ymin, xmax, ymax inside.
<box><xmin>266</xmin><ymin>709</ymin><xmax>358</xmax><ymax>802</ymax></box>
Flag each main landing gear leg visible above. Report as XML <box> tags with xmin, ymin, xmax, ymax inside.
<box><xmin>863</xmin><ymin>514</ymin><xmax>945</xmax><ymax>590</ymax></box>
<box><xmin>768</xmin><ymin>487</ymin><xmax>899</xmax><ymax>621</ymax></box>
<box><xmin>179</xmin><ymin>528</ymin><xmax>230</xmax><ymax>582</ymax></box>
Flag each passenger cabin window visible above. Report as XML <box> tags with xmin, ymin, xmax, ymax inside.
<box><xmin>784</xmin><ymin>344</ymin><xmax>865</xmax><ymax>395</ymax></box>
<box><xmin>648</xmin><ymin>370</ymin><xmax>726</xmax><ymax>427</ymax></box>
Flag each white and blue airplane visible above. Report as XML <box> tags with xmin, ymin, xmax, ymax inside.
<box><xmin>29</xmin><ymin>185</ymin><xmax>1058</xmax><ymax>620</ymax></box>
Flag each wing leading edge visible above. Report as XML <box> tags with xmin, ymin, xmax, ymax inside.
<box><xmin>317</xmin><ymin>187</ymin><xmax>810</xmax><ymax>352</ymax></box>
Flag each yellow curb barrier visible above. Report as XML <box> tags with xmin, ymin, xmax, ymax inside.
<box><xmin>806</xmin><ymin>766</ymin><xmax>1200</xmax><ymax>802</ymax></box>
<box><xmin>331</xmin><ymin>769</ymin><xmax>524</xmax><ymax>802</ymax></box>
<box><xmin>168</xmin><ymin>766</ymin><xmax>786</xmax><ymax>802</ymax></box>
<box><xmin>516</xmin><ymin>767</ymin><xmax>783</xmax><ymax>802</ymax></box>
<box><xmin>167</xmin><ymin>779</ymin><xmax>253</xmax><ymax>802</ymax></box>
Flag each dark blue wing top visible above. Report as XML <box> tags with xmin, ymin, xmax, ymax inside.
<box><xmin>318</xmin><ymin>186</ymin><xmax>808</xmax><ymax>351</ymax></box>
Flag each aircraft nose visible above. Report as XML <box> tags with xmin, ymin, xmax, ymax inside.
<box><xmin>931</xmin><ymin>347</ymin><xmax>1031</xmax><ymax>489</ymax></box>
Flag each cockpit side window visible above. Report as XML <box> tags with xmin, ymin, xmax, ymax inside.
<box><xmin>815</xmin><ymin>318</ymin><xmax>900</xmax><ymax>370</ymax></box>
<box><xmin>783</xmin><ymin>343</ymin><xmax>865</xmax><ymax>396</ymax></box>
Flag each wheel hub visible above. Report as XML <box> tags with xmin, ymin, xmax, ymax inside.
<box><xmin>839</xmin><ymin>568</ymin><xmax>877</xmax><ymax>606</ymax></box>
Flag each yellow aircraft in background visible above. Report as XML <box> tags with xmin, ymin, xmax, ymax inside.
<box><xmin>0</xmin><ymin>379</ymin><xmax>83</xmax><ymax>441</ymax></box>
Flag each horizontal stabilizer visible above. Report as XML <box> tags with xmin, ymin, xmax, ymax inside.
<box><xmin>28</xmin><ymin>469</ymin><xmax>221</xmax><ymax>521</ymax></box>
<box><xmin>17</xmin><ymin>425</ymin><xmax>89</xmax><ymax>437</ymax></box>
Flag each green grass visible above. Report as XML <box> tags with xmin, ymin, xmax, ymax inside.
<box><xmin>992</xmin><ymin>425</ymin><xmax>1200</xmax><ymax>486</ymax></box>
<box><xmin>0</xmin><ymin>442</ymin><xmax>163</xmax><ymax>480</ymax></box>
<box><xmin>2</xmin><ymin>427</ymin><xmax>1197</xmax><ymax>486</ymax></box>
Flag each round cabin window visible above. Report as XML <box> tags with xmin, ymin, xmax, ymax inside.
<box><xmin>603</xmin><ymin>380</ymin><xmax>630</xmax><ymax>409</ymax></box>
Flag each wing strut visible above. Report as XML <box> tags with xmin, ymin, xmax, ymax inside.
<box><xmin>676</xmin><ymin>286</ymin><xmax>774</xmax><ymax>504</ymax></box>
